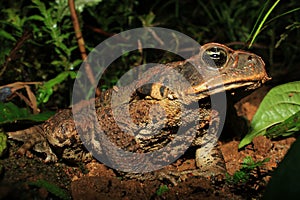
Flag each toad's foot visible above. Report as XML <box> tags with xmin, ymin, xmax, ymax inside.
<box><xmin>158</xmin><ymin>145</ymin><xmax>226</xmax><ymax>185</ymax></box>
<box><xmin>122</xmin><ymin>166</ymin><xmax>225</xmax><ymax>186</ymax></box>
<box><xmin>7</xmin><ymin>125</ymin><xmax>58</xmax><ymax>162</ymax></box>
<box><xmin>121</xmin><ymin>144</ymin><xmax>226</xmax><ymax>186</ymax></box>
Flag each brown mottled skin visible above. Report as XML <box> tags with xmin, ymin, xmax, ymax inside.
<box><xmin>8</xmin><ymin>43</ymin><xmax>270</xmax><ymax>182</ymax></box>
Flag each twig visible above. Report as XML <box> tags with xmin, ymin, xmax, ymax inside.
<box><xmin>0</xmin><ymin>81</ymin><xmax>42</xmax><ymax>90</ymax></box>
<box><xmin>15</xmin><ymin>92</ymin><xmax>36</xmax><ymax>111</ymax></box>
<box><xmin>68</xmin><ymin>0</ymin><xmax>100</xmax><ymax>96</ymax></box>
<box><xmin>0</xmin><ymin>30</ymin><xmax>32</xmax><ymax>78</ymax></box>
<box><xmin>148</xmin><ymin>28</ymin><xmax>164</xmax><ymax>46</ymax></box>
<box><xmin>24</xmin><ymin>84</ymin><xmax>39</xmax><ymax>114</ymax></box>
<box><xmin>1</xmin><ymin>82</ymin><xmax>42</xmax><ymax>114</ymax></box>
<box><xmin>86</xmin><ymin>25</ymin><xmax>115</xmax><ymax>37</ymax></box>
<box><xmin>86</xmin><ymin>25</ymin><xmax>127</xmax><ymax>43</ymax></box>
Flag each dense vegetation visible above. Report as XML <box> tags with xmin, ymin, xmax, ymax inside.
<box><xmin>1</xmin><ymin>0</ymin><xmax>300</xmax><ymax>108</ymax></box>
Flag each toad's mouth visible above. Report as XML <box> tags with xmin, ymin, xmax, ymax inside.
<box><xmin>186</xmin><ymin>75</ymin><xmax>271</xmax><ymax>100</ymax></box>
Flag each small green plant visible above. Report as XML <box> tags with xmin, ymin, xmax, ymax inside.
<box><xmin>248</xmin><ymin>0</ymin><xmax>300</xmax><ymax>48</ymax></box>
<box><xmin>30</xmin><ymin>0</ymin><xmax>81</xmax><ymax>70</ymax></box>
<box><xmin>37</xmin><ymin>71</ymin><xmax>77</xmax><ymax>104</ymax></box>
<box><xmin>28</xmin><ymin>179</ymin><xmax>71</xmax><ymax>200</ymax></box>
<box><xmin>247</xmin><ymin>0</ymin><xmax>280</xmax><ymax>47</ymax></box>
<box><xmin>156</xmin><ymin>184</ymin><xmax>169</xmax><ymax>196</ymax></box>
<box><xmin>197</xmin><ymin>0</ymin><xmax>262</xmax><ymax>42</ymax></box>
<box><xmin>226</xmin><ymin>156</ymin><xmax>270</xmax><ymax>185</ymax></box>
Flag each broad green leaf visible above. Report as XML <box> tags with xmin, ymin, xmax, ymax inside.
<box><xmin>0</xmin><ymin>102</ymin><xmax>54</xmax><ymax>124</ymax></box>
<box><xmin>239</xmin><ymin>81</ymin><xmax>300</xmax><ymax>148</ymax></box>
<box><xmin>266</xmin><ymin>110</ymin><xmax>300</xmax><ymax>138</ymax></box>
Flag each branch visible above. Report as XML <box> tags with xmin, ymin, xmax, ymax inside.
<box><xmin>0</xmin><ymin>30</ymin><xmax>32</xmax><ymax>78</ymax></box>
<box><xmin>68</xmin><ymin>0</ymin><xmax>100</xmax><ymax>96</ymax></box>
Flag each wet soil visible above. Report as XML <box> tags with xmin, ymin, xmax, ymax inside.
<box><xmin>0</xmin><ymin>86</ymin><xmax>296</xmax><ymax>200</ymax></box>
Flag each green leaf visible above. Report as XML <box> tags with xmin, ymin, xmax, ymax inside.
<box><xmin>70</xmin><ymin>59</ymin><xmax>83</xmax><ymax>71</ymax></box>
<box><xmin>239</xmin><ymin>81</ymin><xmax>300</xmax><ymax>148</ymax></box>
<box><xmin>37</xmin><ymin>71</ymin><xmax>76</xmax><ymax>104</ymax></box>
<box><xmin>27</xmin><ymin>15</ymin><xmax>45</xmax><ymax>21</ymax></box>
<box><xmin>241</xmin><ymin>156</ymin><xmax>270</xmax><ymax>170</ymax></box>
<box><xmin>0</xmin><ymin>30</ymin><xmax>16</xmax><ymax>42</ymax></box>
<box><xmin>266</xmin><ymin>110</ymin><xmax>300</xmax><ymax>138</ymax></box>
<box><xmin>0</xmin><ymin>102</ymin><xmax>54</xmax><ymax>124</ymax></box>
<box><xmin>248</xmin><ymin>0</ymin><xmax>280</xmax><ymax>47</ymax></box>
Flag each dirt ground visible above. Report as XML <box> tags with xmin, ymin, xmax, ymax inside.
<box><xmin>0</xmin><ymin>86</ymin><xmax>296</xmax><ymax>200</ymax></box>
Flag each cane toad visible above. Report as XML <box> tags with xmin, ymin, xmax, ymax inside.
<box><xmin>7</xmin><ymin>43</ymin><xmax>270</xmax><ymax>179</ymax></box>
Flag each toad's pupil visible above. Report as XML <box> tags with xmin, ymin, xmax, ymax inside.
<box><xmin>202</xmin><ymin>47</ymin><xmax>227</xmax><ymax>68</ymax></box>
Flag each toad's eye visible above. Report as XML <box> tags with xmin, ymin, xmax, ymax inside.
<box><xmin>202</xmin><ymin>47</ymin><xmax>227</xmax><ymax>68</ymax></box>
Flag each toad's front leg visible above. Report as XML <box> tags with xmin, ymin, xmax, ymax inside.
<box><xmin>7</xmin><ymin>125</ymin><xmax>58</xmax><ymax>162</ymax></box>
<box><xmin>192</xmin><ymin>130</ymin><xmax>227</xmax><ymax>176</ymax></box>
